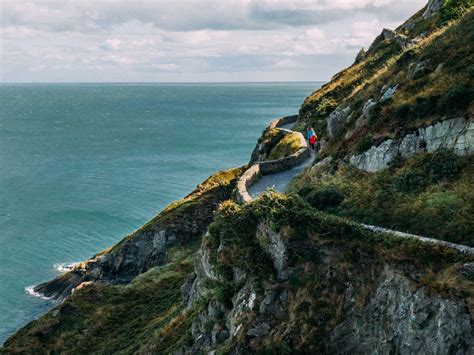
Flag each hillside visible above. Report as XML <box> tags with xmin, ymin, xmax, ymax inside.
<box><xmin>2</xmin><ymin>1</ymin><xmax>474</xmax><ymax>354</ymax></box>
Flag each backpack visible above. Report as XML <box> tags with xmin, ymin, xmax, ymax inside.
<box><xmin>309</xmin><ymin>134</ymin><xmax>317</xmax><ymax>144</ymax></box>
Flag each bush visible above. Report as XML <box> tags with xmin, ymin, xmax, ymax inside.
<box><xmin>415</xmin><ymin>149</ymin><xmax>465</xmax><ymax>183</ymax></box>
<box><xmin>438</xmin><ymin>84</ymin><xmax>474</xmax><ymax>113</ymax></box>
<box><xmin>304</xmin><ymin>186</ymin><xmax>345</xmax><ymax>212</ymax></box>
<box><xmin>441</xmin><ymin>0</ymin><xmax>474</xmax><ymax>23</ymax></box>
<box><xmin>394</xmin><ymin>171</ymin><xmax>427</xmax><ymax>192</ymax></box>
<box><xmin>412</xmin><ymin>95</ymin><xmax>440</xmax><ymax>118</ymax></box>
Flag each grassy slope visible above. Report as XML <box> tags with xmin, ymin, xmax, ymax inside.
<box><xmin>1</xmin><ymin>243</ymin><xmax>199</xmax><ymax>354</ymax></box>
<box><xmin>296</xmin><ymin>2</ymin><xmax>474</xmax><ymax>159</ymax></box>
<box><xmin>290</xmin><ymin>151</ymin><xmax>474</xmax><ymax>246</ymax></box>
<box><xmin>292</xmin><ymin>2</ymin><xmax>474</xmax><ymax>244</ymax></box>
<box><xmin>206</xmin><ymin>193</ymin><xmax>474</xmax><ymax>353</ymax></box>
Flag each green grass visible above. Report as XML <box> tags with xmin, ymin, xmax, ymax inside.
<box><xmin>267</xmin><ymin>132</ymin><xmax>304</xmax><ymax>160</ymax></box>
<box><xmin>2</xmin><ymin>244</ymin><xmax>199</xmax><ymax>354</ymax></box>
<box><xmin>290</xmin><ymin>151</ymin><xmax>474</xmax><ymax>246</ymax></box>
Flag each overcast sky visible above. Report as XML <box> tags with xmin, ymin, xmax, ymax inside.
<box><xmin>1</xmin><ymin>0</ymin><xmax>427</xmax><ymax>83</ymax></box>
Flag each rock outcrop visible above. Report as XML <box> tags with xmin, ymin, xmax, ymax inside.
<box><xmin>33</xmin><ymin>167</ymin><xmax>244</xmax><ymax>301</ymax></box>
<box><xmin>350</xmin><ymin>117</ymin><xmax>474</xmax><ymax>172</ymax></box>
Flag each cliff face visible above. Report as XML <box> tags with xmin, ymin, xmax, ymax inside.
<box><xmin>3</xmin><ymin>1</ymin><xmax>474</xmax><ymax>353</ymax></box>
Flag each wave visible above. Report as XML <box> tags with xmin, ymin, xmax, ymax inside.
<box><xmin>54</xmin><ymin>262</ymin><xmax>78</xmax><ymax>273</ymax></box>
<box><xmin>24</xmin><ymin>286</ymin><xmax>53</xmax><ymax>300</ymax></box>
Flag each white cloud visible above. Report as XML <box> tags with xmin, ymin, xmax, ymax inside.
<box><xmin>0</xmin><ymin>0</ymin><xmax>428</xmax><ymax>82</ymax></box>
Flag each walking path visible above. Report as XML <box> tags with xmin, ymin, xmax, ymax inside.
<box><xmin>362</xmin><ymin>224</ymin><xmax>474</xmax><ymax>255</ymax></box>
<box><xmin>238</xmin><ymin>115</ymin><xmax>474</xmax><ymax>257</ymax></box>
<box><xmin>248</xmin><ymin>150</ymin><xmax>314</xmax><ymax>197</ymax></box>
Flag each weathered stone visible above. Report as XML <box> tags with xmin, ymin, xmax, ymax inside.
<box><xmin>328</xmin><ymin>268</ymin><xmax>472</xmax><ymax>354</ymax></box>
<box><xmin>257</xmin><ymin>222</ymin><xmax>289</xmax><ymax>281</ymax></box>
<box><xmin>423</xmin><ymin>0</ymin><xmax>444</xmax><ymax>19</ymax></box>
<box><xmin>247</xmin><ymin>322</ymin><xmax>270</xmax><ymax>337</ymax></box>
<box><xmin>362</xmin><ymin>99</ymin><xmax>377</xmax><ymax>119</ymax></box>
<box><xmin>350</xmin><ymin>117</ymin><xmax>474</xmax><ymax>172</ymax></box>
<box><xmin>327</xmin><ymin>106</ymin><xmax>352</xmax><ymax>139</ymax></box>
<box><xmin>409</xmin><ymin>59</ymin><xmax>431</xmax><ymax>79</ymax></box>
<box><xmin>380</xmin><ymin>84</ymin><xmax>398</xmax><ymax>102</ymax></box>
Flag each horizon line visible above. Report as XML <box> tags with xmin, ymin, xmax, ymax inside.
<box><xmin>0</xmin><ymin>80</ymin><xmax>325</xmax><ymax>85</ymax></box>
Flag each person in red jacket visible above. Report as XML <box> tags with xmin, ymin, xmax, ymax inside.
<box><xmin>309</xmin><ymin>128</ymin><xmax>317</xmax><ymax>150</ymax></box>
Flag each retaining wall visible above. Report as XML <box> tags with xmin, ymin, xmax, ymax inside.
<box><xmin>236</xmin><ymin>115</ymin><xmax>311</xmax><ymax>203</ymax></box>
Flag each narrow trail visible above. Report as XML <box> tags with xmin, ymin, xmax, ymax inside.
<box><xmin>248</xmin><ymin>150</ymin><xmax>314</xmax><ymax>197</ymax></box>
<box><xmin>248</xmin><ymin>121</ymin><xmax>315</xmax><ymax>197</ymax></box>
<box><xmin>240</xmin><ymin>118</ymin><xmax>474</xmax><ymax>256</ymax></box>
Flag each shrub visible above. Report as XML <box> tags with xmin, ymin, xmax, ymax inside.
<box><xmin>415</xmin><ymin>149</ymin><xmax>465</xmax><ymax>183</ymax></box>
<box><xmin>440</xmin><ymin>0</ymin><xmax>474</xmax><ymax>23</ymax></box>
<box><xmin>394</xmin><ymin>171</ymin><xmax>427</xmax><ymax>192</ymax></box>
<box><xmin>412</xmin><ymin>95</ymin><xmax>440</xmax><ymax>118</ymax></box>
<box><xmin>304</xmin><ymin>186</ymin><xmax>345</xmax><ymax>212</ymax></box>
<box><xmin>438</xmin><ymin>84</ymin><xmax>474</xmax><ymax>113</ymax></box>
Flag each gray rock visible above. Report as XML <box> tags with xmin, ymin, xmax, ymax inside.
<box><xmin>329</xmin><ymin>268</ymin><xmax>472</xmax><ymax>354</ymax></box>
<box><xmin>459</xmin><ymin>263</ymin><xmax>474</xmax><ymax>277</ymax></box>
<box><xmin>423</xmin><ymin>0</ymin><xmax>444</xmax><ymax>19</ymax></box>
<box><xmin>362</xmin><ymin>99</ymin><xmax>377</xmax><ymax>119</ymax></box>
<box><xmin>350</xmin><ymin>117</ymin><xmax>474</xmax><ymax>172</ymax></box>
<box><xmin>257</xmin><ymin>222</ymin><xmax>289</xmax><ymax>281</ymax></box>
<box><xmin>382</xmin><ymin>28</ymin><xmax>413</xmax><ymax>49</ymax></box>
<box><xmin>380</xmin><ymin>84</ymin><xmax>398</xmax><ymax>102</ymax></box>
<box><xmin>247</xmin><ymin>322</ymin><xmax>270</xmax><ymax>337</ymax></box>
<box><xmin>409</xmin><ymin>59</ymin><xmax>431</xmax><ymax>79</ymax></box>
<box><xmin>328</xmin><ymin>106</ymin><xmax>352</xmax><ymax>139</ymax></box>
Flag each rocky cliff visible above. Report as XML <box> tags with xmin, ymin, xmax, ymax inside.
<box><xmin>2</xmin><ymin>1</ymin><xmax>474</xmax><ymax>354</ymax></box>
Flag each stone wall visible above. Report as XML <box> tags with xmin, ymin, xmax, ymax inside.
<box><xmin>350</xmin><ymin>117</ymin><xmax>474</xmax><ymax>172</ymax></box>
<box><xmin>236</xmin><ymin>115</ymin><xmax>310</xmax><ymax>203</ymax></box>
<box><xmin>236</xmin><ymin>164</ymin><xmax>261</xmax><ymax>204</ymax></box>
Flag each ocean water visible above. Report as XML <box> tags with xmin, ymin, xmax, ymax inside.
<box><xmin>0</xmin><ymin>82</ymin><xmax>320</xmax><ymax>343</ymax></box>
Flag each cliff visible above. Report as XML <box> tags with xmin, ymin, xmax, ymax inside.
<box><xmin>2</xmin><ymin>1</ymin><xmax>474</xmax><ymax>354</ymax></box>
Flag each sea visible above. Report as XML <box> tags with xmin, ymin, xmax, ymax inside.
<box><xmin>0</xmin><ymin>82</ymin><xmax>320</xmax><ymax>343</ymax></box>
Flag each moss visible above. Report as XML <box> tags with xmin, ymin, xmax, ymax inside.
<box><xmin>267</xmin><ymin>132</ymin><xmax>304</xmax><ymax>160</ymax></box>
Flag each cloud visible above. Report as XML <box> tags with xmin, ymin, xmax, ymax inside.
<box><xmin>0</xmin><ymin>0</ymin><xmax>428</xmax><ymax>82</ymax></box>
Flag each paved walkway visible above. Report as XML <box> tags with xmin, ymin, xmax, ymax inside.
<box><xmin>244</xmin><ymin>118</ymin><xmax>474</xmax><ymax>256</ymax></box>
<box><xmin>248</xmin><ymin>150</ymin><xmax>314</xmax><ymax>197</ymax></box>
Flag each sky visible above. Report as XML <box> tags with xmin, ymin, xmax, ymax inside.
<box><xmin>1</xmin><ymin>0</ymin><xmax>427</xmax><ymax>83</ymax></box>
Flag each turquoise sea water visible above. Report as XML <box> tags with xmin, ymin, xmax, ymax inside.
<box><xmin>0</xmin><ymin>82</ymin><xmax>320</xmax><ymax>343</ymax></box>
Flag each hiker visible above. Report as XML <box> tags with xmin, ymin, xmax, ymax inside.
<box><xmin>308</xmin><ymin>128</ymin><xmax>317</xmax><ymax>150</ymax></box>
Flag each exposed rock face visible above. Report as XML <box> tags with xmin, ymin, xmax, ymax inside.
<box><xmin>350</xmin><ymin>117</ymin><xmax>474</xmax><ymax>172</ymax></box>
<box><xmin>423</xmin><ymin>0</ymin><xmax>445</xmax><ymax>19</ymax></box>
<box><xmin>33</xmin><ymin>169</ymin><xmax>243</xmax><ymax>301</ymax></box>
<box><xmin>327</xmin><ymin>106</ymin><xmax>352</xmax><ymax>139</ymax></box>
<box><xmin>329</xmin><ymin>268</ymin><xmax>472</xmax><ymax>354</ymax></box>
<box><xmin>180</xmin><ymin>218</ymin><xmax>473</xmax><ymax>354</ymax></box>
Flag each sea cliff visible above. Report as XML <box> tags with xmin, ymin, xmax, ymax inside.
<box><xmin>2</xmin><ymin>1</ymin><xmax>474</xmax><ymax>353</ymax></box>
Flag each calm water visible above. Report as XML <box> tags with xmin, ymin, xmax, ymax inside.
<box><xmin>0</xmin><ymin>82</ymin><xmax>319</xmax><ymax>343</ymax></box>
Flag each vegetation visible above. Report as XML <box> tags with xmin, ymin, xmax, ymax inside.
<box><xmin>2</xmin><ymin>243</ymin><xmax>200</xmax><ymax>354</ymax></box>
<box><xmin>267</xmin><ymin>132</ymin><xmax>303</xmax><ymax>160</ymax></box>
<box><xmin>290</xmin><ymin>151</ymin><xmax>474</xmax><ymax>246</ymax></box>
<box><xmin>297</xmin><ymin>5</ymin><xmax>474</xmax><ymax>160</ymax></box>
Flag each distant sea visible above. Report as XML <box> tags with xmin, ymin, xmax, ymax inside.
<box><xmin>0</xmin><ymin>82</ymin><xmax>321</xmax><ymax>343</ymax></box>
